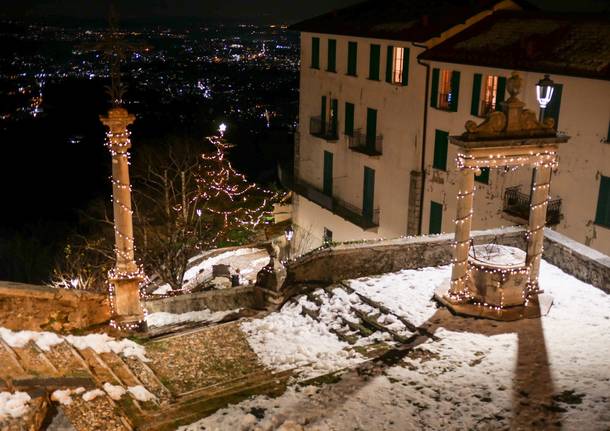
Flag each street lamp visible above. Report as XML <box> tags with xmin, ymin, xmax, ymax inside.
<box><xmin>536</xmin><ymin>74</ymin><xmax>555</xmax><ymax>122</ymax></box>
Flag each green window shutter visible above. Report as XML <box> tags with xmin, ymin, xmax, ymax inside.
<box><xmin>429</xmin><ymin>201</ymin><xmax>443</xmax><ymax>234</ymax></box>
<box><xmin>369</xmin><ymin>44</ymin><xmax>380</xmax><ymax>81</ymax></box>
<box><xmin>345</xmin><ymin>102</ymin><xmax>354</xmax><ymax>136</ymax></box>
<box><xmin>385</xmin><ymin>45</ymin><xmax>394</xmax><ymax>83</ymax></box>
<box><xmin>595</xmin><ymin>176</ymin><xmax>610</xmax><ymax>227</ymax></box>
<box><xmin>545</xmin><ymin>84</ymin><xmax>562</xmax><ymax>129</ymax></box>
<box><xmin>347</xmin><ymin>41</ymin><xmax>357</xmax><ymax>76</ymax></box>
<box><xmin>606</xmin><ymin>121</ymin><xmax>610</xmax><ymax>142</ymax></box>
<box><xmin>430</xmin><ymin>68</ymin><xmax>440</xmax><ymax>108</ymax></box>
<box><xmin>363</xmin><ymin>167</ymin><xmax>375</xmax><ymax>220</ymax></box>
<box><xmin>475</xmin><ymin>167</ymin><xmax>490</xmax><ymax>184</ymax></box>
<box><xmin>320</xmin><ymin>96</ymin><xmax>327</xmax><ymax>133</ymax></box>
<box><xmin>449</xmin><ymin>71</ymin><xmax>460</xmax><ymax>112</ymax></box>
<box><xmin>330</xmin><ymin>98</ymin><xmax>338</xmax><ymax>136</ymax></box>
<box><xmin>366</xmin><ymin>108</ymin><xmax>377</xmax><ymax>149</ymax></box>
<box><xmin>311</xmin><ymin>37</ymin><xmax>320</xmax><ymax>69</ymax></box>
<box><xmin>401</xmin><ymin>48</ymin><xmax>410</xmax><ymax>86</ymax></box>
<box><xmin>327</xmin><ymin>39</ymin><xmax>336</xmax><ymax>72</ymax></box>
<box><xmin>323</xmin><ymin>151</ymin><xmax>333</xmax><ymax>196</ymax></box>
<box><xmin>496</xmin><ymin>76</ymin><xmax>507</xmax><ymax>110</ymax></box>
<box><xmin>433</xmin><ymin>129</ymin><xmax>449</xmax><ymax>170</ymax></box>
<box><xmin>471</xmin><ymin>73</ymin><xmax>482</xmax><ymax>116</ymax></box>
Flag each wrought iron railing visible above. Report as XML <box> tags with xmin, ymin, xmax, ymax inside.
<box><xmin>348</xmin><ymin>130</ymin><xmax>383</xmax><ymax>156</ymax></box>
<box><xmin>309</xmin><ymin>116</ymin><xmax>338</xmax><ymax>141</ymax></box>
<box><xmin>282</xmin><ymin>171</ymin><xmax>379</xmax><ymax>229</ymax></box>
<box><xmin>503</xmin><ymin>186</ymin><xmax>561</xmax><ymax>225</ymax></box>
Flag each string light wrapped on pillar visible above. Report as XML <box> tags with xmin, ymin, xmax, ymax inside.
<box><xmin>100</xmin><ymin>107</ymin><xmax>146</xmax><ymax>330</ymax></box>
<box><xmin>433</xmin><ymin>71</ymin><xmax>570</xmax><ymax>321</ymax></box>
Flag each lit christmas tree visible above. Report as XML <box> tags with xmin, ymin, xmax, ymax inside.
<box><xmin>193</xmin><ymin>131</ymin><xmax>278</xmax><ymax>246</ymax></box>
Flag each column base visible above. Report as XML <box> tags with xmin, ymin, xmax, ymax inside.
<box><xmin>110</xmin><ymin>276</ymin><xmax>145</xmax><ymax>329</ymax></box>
<box><xmin>434</xmin><ymin>280</ymin><xmax>553</xmax><ymax>322</ymax></box>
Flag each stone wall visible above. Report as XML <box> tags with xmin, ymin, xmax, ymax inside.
<box><xmin>543</xmin><ymin>228</ymin><xmax>610</xmax><ymax>294</ymax></box>
<box><xmin>144</xmin><ymin>286</ymin><xmax>264</xmax><ymax>314</ymax></box>
<box><xmin>0</xmin><ymin>282</ymin><xmax>110</xmax><ymax>332</ymax></box>
<box><xmin>285</xmin><ymin>227</ymin><xmax>526</xmax><ymax>285</ymax></box>
<box><xmin>284</xmin><ymin>226</ymin><xmax>610</xmax><ymax>294</ymax></box>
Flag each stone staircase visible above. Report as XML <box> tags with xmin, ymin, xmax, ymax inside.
<box><xmin>0</xmin><ymin>327</ymin><xmax>291</xmax><ymax>431</ymax></box>
<box><xmin>296</xmin><ymin>283</ymin><xmax>436</xmax><ymax>353</ymax></box>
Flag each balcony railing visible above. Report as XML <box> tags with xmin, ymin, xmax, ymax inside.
<box><xmin>503</xmin><ymin>186</ymin><xmax>561</xmax><ymax>226</ymax></box>
<box><xmin>309</xmin><ymin>116</ymin><xmax>338</xmax><ymax>141</ymax></box>
<box><xmin>348</xmin><ymin>130</ymin><xmax>383</xmax><ymax>156</ymax></box>
<box><xmin>282</xmin><ymin>172</ymin><xmax>379</xmax><ymax>229</ymax></box>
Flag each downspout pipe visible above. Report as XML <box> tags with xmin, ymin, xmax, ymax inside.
<box><xmin>413</xmin><ymin>42</ymin><xmax>430</xmax><ymax>236</ymax></box>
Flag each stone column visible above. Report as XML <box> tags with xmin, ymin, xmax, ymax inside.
<box><xmin>100</xmin><ymin>107</ymin><xmax>144</xmax><ymax>326</ymax></box>
<box><xmin>525</xmin><ymin>164</ymin><xmax>553</xmax><ymax>294</ymax></box>
<box><xmin>449</xmin><ymin>168</ymin><xmax>476</xmax><ymax>300</ymax></box>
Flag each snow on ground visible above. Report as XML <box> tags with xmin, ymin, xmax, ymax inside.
<box><xmin>81</xmin><ymin>389</ymin><xmax>105</xmax><ymax>402</ymax></box>
<box><xmin>0</xmin><ymin>328</ymin><xmax>148</xmax><ymax>362</ymax></box>
<box><xmin>241</xmin><ymin>300</ymin><xmax>364</xmax><ymax>379</ymax></box>
<box><xmin>103</xmin><ymin>383</ymin><xmax>126</xmax><ymax>401</ymax></box>
<box><xmin>64</xmin><ymin>333</ymin><xmax>148</xmax><ymax>362</ymax></box>
<box><xmin>0</xmin><ymin>392</ymin><xmax>31</xmax><ymax>420</ymax></box>
<box><xmin>153</xmin><ymin>247</ymin><xmax>268</xmax><ymax>294</ymax></box>
<box><xmin>127</xmin><ymin>386</ymin><xmax>156</xmax><ymax>402</ymax></box>
<box><xmin>0</xmin><ymin>327</ymin><xmax>63</xmax><ymax>351</ymax></box>
<box><xmin>186</xmin><ymin>260</ymin><xmax>610</xmax><ymax>431</ymax></box>
<box><xmin>146</xmin><ymin>309</ymin><xmax>239</xmax><ymax>328</ymax></box>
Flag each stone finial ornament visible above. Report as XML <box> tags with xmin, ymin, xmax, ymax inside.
<box><xmin>462</xmin><ymin>71</ymin><xmax>555</xmax><ymax>140</ymax></box>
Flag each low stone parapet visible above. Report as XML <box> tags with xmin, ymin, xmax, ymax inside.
<box><xmin>283</xmin><ymin>226</ymin><xmax>610</xmax><ymax>295</ymax></box>
<box><xmin>0</xmin><ymin>281</ymin><xmax>110</xmax><ymax>332</ymax></box>
<box><xmin>144</xmin><ymin>286</ymin><xmax>264</xmax><ymax>314</ymax></box>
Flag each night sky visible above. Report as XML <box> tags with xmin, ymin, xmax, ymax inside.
<box><xmin>0</xmin><ymin>0</ymin><xmax>608</xmax><ymax>23</ymax></box>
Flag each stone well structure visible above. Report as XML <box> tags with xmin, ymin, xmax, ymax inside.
<box><xmin>434</xmin><ymin>71</ymin><xmax>570</xmax><ymax>321</ymax></box>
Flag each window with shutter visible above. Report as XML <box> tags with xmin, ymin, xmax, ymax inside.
<box><xmin>595</xmin><ymin>175</ymin><xmax>610</xmax><ymax>228</ymax></box>
<box><xmin>401</xmin><ymin>48</ymin><xmax>409</xmax><ymax>86</ymax></box>
<box><xmin>366</xmin><ymin>108</ymin><xmax>377</xmax><ymax>150</ymax></box>
<box><xmin>323</xmin><ymin>151</ymin><xmax>333</xmax><ymax>197</ymax></box>
<box><xmin>545</xmin><ymin>84</ymin><xmax>562</xmax><ymax>129</ymax></box>
<box><xmin>311</xmin><ymin>37</ymin><xmax>320</xmax><ymax>69</ymax></box>
<box><xmin>429</xmin><ymin>201</ymin><xmax>443</xmax><ymax>234</ymax></box>
<box><xmin>430</xmin><ymin>68</ymin><xmax>440</xmax><ymax>108</ymax></box>
<box><xmin>363</xmin><ymin>167</ymin><xmax>375</xmax><ymax>221</ymax></box>
<box><xmin>369</xmin><ymin>44</ymin><xmax>380</xmax><ymax>81</ymax></box>
<box><xmin>347</xmin><ymin>42</ymin><xmax>357</xmax><ymax>76</ymax></box>
<box><xmin>476</xmin><ymin>167</ymin><xmax>490</xmax><ymax>184</ymax></box>
<box><xmin>327</xmin><ymin>39</ymin><xmax>336</xmax><ymax>72</ymax></box>
<box><xmin>345</xmin><ymin>102</ymin><xmax>354</xmax><ymax>136</ymax></box>
<box><xmin>385</xmin><ymin>45</ymin><xmax>393</xmax><ymax>83</ymax></box>
<box><xmin>449</xmin><ymin>71</ymin><xmax>460</xmax><ymax>112</ymax></box>
<box><xmin>471</xmin><ymin>73</ymin><xmax>482</xmax><ymax>116</ymax></box>
<box><xmin>433</xmin><ymin>129</ymin><xmax>449</xmax><ymax>171</ymax></box>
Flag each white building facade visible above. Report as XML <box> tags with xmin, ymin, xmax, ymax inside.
<box><xmin>289</xmin><ymin>4</ymin><xmax>610</xmax><ymax>256</ymax></box>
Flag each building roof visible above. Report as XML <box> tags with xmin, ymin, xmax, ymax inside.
<box><xmin>289</xmin><ymin>0</ymin><xmax>535</xmax><ymax>43</ymax></box>
<box><xmin>418</xmin><ymin>11</ymin><xmax>610</xmax><ymax>81</ymax></box>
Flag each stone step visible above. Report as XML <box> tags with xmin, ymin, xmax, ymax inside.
<box><xmin>99</xmin><ymin>352</ymin><xmax>144</xmax><ymax>388</ymax></box>
<box><xmin>121</xmin><ymin>356</ymin><xmax>173</xmax><ymax>403</ymax></box>
<box><xmin>75</xmin><ymin>348</ymin><xmax>123</xmax><ymax>386</ymax></box>
<box><xmin>351</xmin><ymin>308</ymin><xmax>412</xmax><ymax>344</ymax></box>
<box><xmin>340</xmin><ymin>282</ymin><xmax>439</xmax><ymax>341</ymax></box>
<box><xmin>44</xmin><ymin>342</ymin><xmax>90</xmax><ymax>378</ymax></box>
<box><xmin>60</xmin><ymin>392</ymin><xmax>134</xmax><ymax>431</ymax></box>
<box><xmin>299</xmin><ymin>302</ymin><xmax>358</xmax><ymax>345</ymax></box>
<box><xmin>139</xmin><ymin>369</ymin><xmax>292</xmax><ymax>431</ymax></box>
<box><xmin>12</xmin><ymin>342</ymin><xmax>60</xmax><ymax>377</ymax></box>
<box><xmin>0</xmin><ymin>339</ymin><xmax>27</xmax><ymax>381</ymax></box>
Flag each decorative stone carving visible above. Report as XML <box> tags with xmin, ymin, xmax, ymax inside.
<box><xmin>462</xmin><ymin>71</ymin><xmax>555</xmax><ymax>141</ymax></box>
